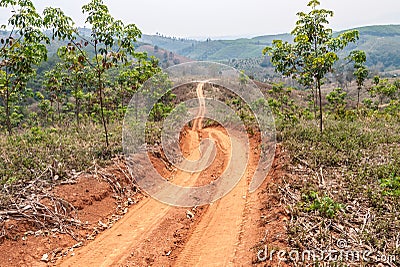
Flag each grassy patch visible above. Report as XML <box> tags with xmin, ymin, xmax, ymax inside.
<box><xmin>280</xmin><ymin>114</ymin><xmax>400</xmax><ymax>263</ymax></box>
<box><xmin>380</xmin><ymin>172</ymin><xmax>400</xmax><ymax>196</ymax></box>
<box><xmin>299</xmin><ymin>190</ymin><xmax>343</xmax><ymax>219</ymax></box>
<box><xmin>0</xmin><ymin>122</ymin><xmax>122</xmax><ymax>207</ymax></box>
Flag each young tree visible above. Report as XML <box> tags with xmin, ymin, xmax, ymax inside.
<box><xmin>267</xmin><ymin>83</ymin><xmax>292</xmax><ymax>114</ymax></box>
<box><xmin>0</xmin><ymin>0</ymin><xmax>69</xmax><ymax>134</ymax></box>
<box><xmin>263</xmin><ymin>0</ymin><xmax>360</xmax><ymax>133</ymax></box>
<box><xmin>43</xmin><ymin>63</ymin><xmax>68</xmax><ymax>122</ymax></box>
<box><xmin>53</xmin><ymin>0</ymin><xmax>154</xmax><ymax>147</ymax></box>
<box><xmin>348</xmin><ymin>50</ymin><xmax>368</xmax><ymax>109</ymax></box>
<box><xmin>0</xmin><ymin>0</ymin><xmax>42</xmax><ymax>133</ymax></box>
<box><xmin>57</xmin><ymin>45</ymin><xmax>94</xmax><ymax>126</ymax></box>
<box><xmin>116</xmin><ymin>53</ymin><xmax>160</xmax><ymax>106</ymax></box>
<box><xmin>373</xmin><ymin>75</ymin><xmax>380</xmax><ymax>86</ymax></box>
<box><xmin>326</xmin><ymin>87</ymin><xmax>347</xmax><ymax>116</ymax></box>
<box><xmin>370</xmin><ymin>78</ymin><xmax>397</xmax><ymax>106</ymax></box>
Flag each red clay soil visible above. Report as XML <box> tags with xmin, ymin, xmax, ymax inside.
<box><xmin>0</xmin><ymin>161</ymin><xmax>142</xmax><ymax>267</ymax></box>
<box><xmin>0</xmin><ymin>142</ymin><xmax>289</xmax><ymax>267</ymax></box>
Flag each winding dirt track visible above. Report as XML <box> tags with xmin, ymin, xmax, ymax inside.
<box><xmin>59</xmin><ymin>82</ymin><xmax>263</xmax><ymax>267</ymax></box>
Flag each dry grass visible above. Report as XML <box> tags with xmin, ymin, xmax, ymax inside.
<box><xmin>0</xmin><ymin>122</ymin><xmax>122</xmax><ymax>207</ymax></box>
<box><xmin>280</xmin><ymin>116</ymin><xmax>400</xmax><ymax>266</ymax></box>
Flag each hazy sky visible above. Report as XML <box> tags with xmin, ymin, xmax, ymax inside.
<box><xmin>1</xmin><ymin>0</ymin><xmax>400</xmax><ymax>39</ymax></box>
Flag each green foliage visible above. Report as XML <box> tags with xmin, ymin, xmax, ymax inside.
<box><xmin>267</xmin><ymin>83</ymin><xmax>298</xmax><ymax>127</ymax></box>
<box><xmin>0</xmin><ymin>0</ymin><xmax>47</xmax><ymax>133</ymax></box>
<box><xmin>326</xmin><ymin>87</ymin><xmax>347</xmax><ymax>117</ymax></box>
<box><xmin>41</xmin><ymin>0</ymin><xmax>158</xmax><ymax>147</ymax></box>
<box><xmin>263</xmin><ymin>0</ymin><xmax>360</xmax><ymax>133</ymax></box>
<box><xmin>239</xmin><ymin>70</ymin><xmax>249</xmax><ymax>86</ymax></box>
<box><xmin>115</xmin><ymin>53</ymin><xmax>160</xmax><ymax>109</ymax></box>
<box><xmin>370</xmin><ymin>78</ymin><xmax>398</xmax><ymax>105</ymax></box>
<box><xmin>283</xmin><ymin>115</ymin><xmax>400</xmax><ymax>168</ymax></box>
<box><xmin>221</xmin><ymin>94</ymin><xmax>258</xmax><ymax>134</ymax></box>
<box><xmin>284</xmin><ymin>114</ymin><xmax>400</xmax><ymax>256</ymax></box>
<box><xmin>300</xmin><ymin>190</ymin><xmax>343</xmax><ymax>219</ymax></box>
<box><xmin>362</xmin><ymin>98</ymin><xmax>376</xmax><ymax>110</ymax></box>
<box><xmin>384</xmin><ymin>100</ymin><xmax>400</xmax><ymax>116</ymax></box>
<box><xmin>149</xmin><ymin>101</ymin><xmax>174</xmax><ymax>122</ymax></box>
<box><xmin>380</xmin><ymin>173</ymin><xmax>400</xmax><ymax>197</ymax></box>
<box><xmin>55</xmin><ymin>45</ymin><xmax>95</xmax><ymax>125</ymax></box>
<box><xmin>0</xmin><ymin>0</ymin><xmax>80</xmax><ymax>134</ymax></box>
<box><xmin>373</xmin><ymin>75</ymin><xmax>380</xmax><ymax>85</ymax></box>
<box><xmin>0</xmin><ymin>0</ymin><xmax>167</xmax><ymax>198</ymax></box>
<box><xmin>348</xmin><ymin>50</ymin><xmax>369</xmax><ymax>107</ymax></box>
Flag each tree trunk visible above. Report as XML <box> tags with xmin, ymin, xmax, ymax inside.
<box><xmin>5</xmin><ymin>86</ymin><xmax>12</xmax><ymax>135</ymax></box>
<box><xmin>318</xmin><ymin>78</ymin><xmax>323</xmax><ymax>134</ymax></box>
<box><xmin>57</xmin><ymin>100</ymin><xmax>61</xmax><ymax>122</ymax></box>
<box><xmin>357</xmin><ymin>87</ymin><xmax>361</xmax><ymax>110</ymax></box>
<box><xmin>120</xmin><ymin>85</ymin><xmax>125</xmax><ymax>112</ymax></box>
<box><xmin>314</xmin><ymin>88</ymin><xmax>318</xmax><ymax>120</ymax></box>
<box><xmin>76</xmin><ymin>98</ymin><xmax>80</xmax><ymax>126</ymax></box>
<box><xmin>4</xmin><ymin>69</ymin><xmax>12</xmax><ymax>135</ymax></box>
<box><xmin>50</xmin><ymin>99</ymin><xmax>55</xmax><ymax>124</ymax></box>
<box><xmin>135</xmin><ymin>92</ymin><xmax>138</xmax><ymax>121</ymax></box>
<box><xmin>75</xmin><ymin>86</ymin><xmax>80</xmax><ymax>126</ymax></box>
<box><xmin>98</xmin><ymin>74</ymin><xmax>109</xmax><ymax>147</ymax></box>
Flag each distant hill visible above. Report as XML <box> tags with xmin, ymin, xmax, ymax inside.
<box><xmin>136</xmin><ymin>44</ymin><xmax>192</xmax><ymax>68</ymax></box>
<box><xmin>338</xmin><ymin>25</ymin><xmax>400</xmax><ymax>71</ymax></box>
<box><xmin>140</xmin><ymin>33</ymin><xmax>291</xmax><ymax>61</ymax></box>
<box><xmin>3</xmin><ymin>25</ymin><xmax>400</xmax><ymax>85</ymax></box>
<box><xmin>0</xmin><ymin>28</ymin><xmax>191</xmax><ymax>90</ymax></box>
<box><xmin>140</xmin><ymin>25</ymin><xmax>400</xmax><ymax>72</ymax></box>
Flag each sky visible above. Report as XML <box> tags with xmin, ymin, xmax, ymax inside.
<box><xmin>1</xmin><ymin>0</ymin><xmax>400</xmax><ymax>39</ymax></box>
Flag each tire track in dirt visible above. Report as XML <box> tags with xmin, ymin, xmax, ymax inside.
<box><xmin>172</xmin><ymin>136</ymin><xmax>251</xmax><ymax>266</ymax></box>
<box><xmin>59</xmin><ymin>198</ymin><xmax>170</xmax><ymax>266</ymax></box>
<box><xmin>192</xmin><ymin>82</ymin><xmax>206</xmax><ymax>131</ymax></box>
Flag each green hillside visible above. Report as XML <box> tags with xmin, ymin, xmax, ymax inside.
<box><xmin>140</xmin><ymin>33</ymin><xmax>291</xmax><ymax>61</ymax></box>
<box><xmin>140</xmin><ymin>25</ymin><xmax>400</xmax><ymax>71</ymax></box>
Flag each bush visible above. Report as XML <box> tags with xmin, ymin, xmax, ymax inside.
<box><xmin>300</xmin><ymin>190</ymin><xmax>343</xmax><ymax>219</ymax></box>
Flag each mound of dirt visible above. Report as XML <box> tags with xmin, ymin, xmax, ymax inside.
<box><xmin>0</xmin><ymin>159</ymin><xmax>142</xmax><ymax>266</ymax></box>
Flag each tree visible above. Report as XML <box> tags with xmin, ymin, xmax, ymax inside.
<box><xmin>326</xmin><ymin>87</ymin><xmax>347</xmax><ymax>116</ymax></box>
<box><xmin>239</xmin><ymin>70</ymin><xmax>249</xmax><ymax>87</ymax></box>
<box><xmin>370</xmin><ymin>78</ymin><xmax>397</xmax><ymax>106</ymax></box>
<box><xmin>53</xmin><ymin>0</ymin><xmax>147</xmax><ymax>147</ymax></box>
<box><xmin>348</xmin><ymin>50</ymin><xmax>368</xmax><ymax>109</ymax></box>
<box><xmin>57</xmin><ymin>45</ymin><xmax>94</xmax><ymax>126</ymax></box>
<box><xmin>394</xmin><ymin>79</ymin><xmax>400</xmax><ymax>100</ymax></box>
<box><xmin>263</xmin><ymin>0</ymin><xmax>360</xmax><ymax>133</ymax></box>
<box><xmin>373</xmin><ymin>75</ymin><xmax>380</xmax><ymax>86</ymax></box>
<box><xmin>267</xmin><ymin>83</ymin><xmax>292</xmax><ymax>114</ymax></box>
<box><xmin>116</xmin><ymin>53</ymin><xmax>160</xmax><ymax>111</ymax></box>
<box><xmin>43</xmin><ymin>63</ymin><xmax>68</xmax><ymax>122</ymax></box>
<box><xmin>267</xmin><ymin>83</ymin><xmax>298</xmax><ymax>125</ymax></box>
<box><xmin>0</xmin><ymin>0</ymin><xmax>71</xmax><ymax>134</ymax></box>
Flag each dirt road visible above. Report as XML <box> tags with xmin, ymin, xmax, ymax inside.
<box><xmin>59</xmin><ymin>82</ymin><xmax>266</xmax><ymax>266</ymax></box>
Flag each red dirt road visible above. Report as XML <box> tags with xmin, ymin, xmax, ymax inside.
<box><xmin>58</xmin><ymin>82</ymin><xmax>280</xmax><ymax>266</ymax></box>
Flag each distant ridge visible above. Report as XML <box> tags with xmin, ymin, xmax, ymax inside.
<box><xmin>140</xmin><ymin>25</ymin><xmax>400</xmax><ymax>71</ymax></box>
